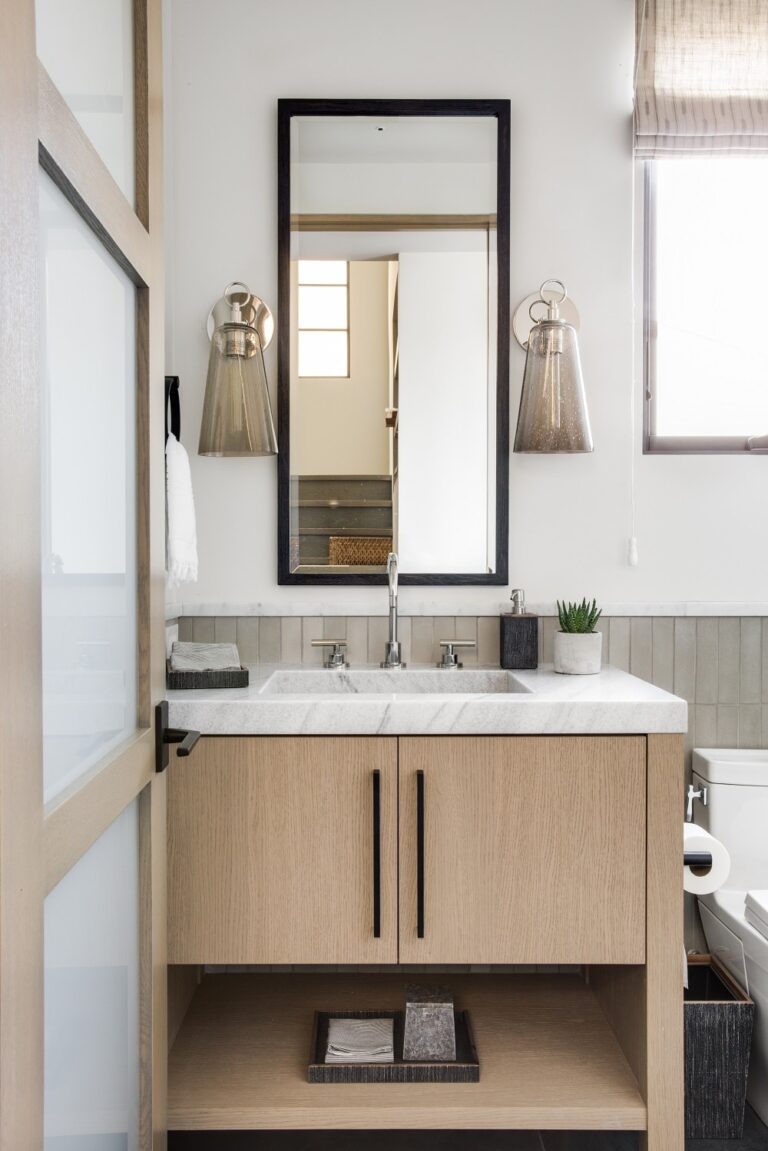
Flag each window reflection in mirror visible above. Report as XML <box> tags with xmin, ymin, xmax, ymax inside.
<box><xmin>287</xmin><ymin>114</ymin><xmax>499</xmax><ymax>577</ymax></box>
<box><xmin>297</xmin><ymin>260</ymin><xmax>349</xmax><ymax>378</ymax></box>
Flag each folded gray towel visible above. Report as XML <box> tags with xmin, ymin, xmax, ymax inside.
<box><xmin>170</xmin><ymin>641</ymin><xmax>241</xmax><ymax>672</ymax></box>
<box><xmin>325</xmin><ymin>1018</ymin><xmax>394</xmax><ymax>1064</ymax></box>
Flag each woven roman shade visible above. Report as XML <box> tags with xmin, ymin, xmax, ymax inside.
<box><xmin>635</xmin><ymin>0</ymin><xmax>768</xmax><ymax>156</ymax></box>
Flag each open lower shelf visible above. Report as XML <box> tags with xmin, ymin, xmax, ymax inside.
<box><xmin>168</xmin><ymin>973</ymin><xmax>646</xmax><ymax>1131</ymax></box>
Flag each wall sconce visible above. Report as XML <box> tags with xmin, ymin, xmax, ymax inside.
<box><xmin>512</xmin><ymin>279</ymin><xmax>593</xmax><ymax>453</ymax></box>
<box><xmin>198</xmin><ymin>282</ymin><xmax>277</xmax><ymax>457</ymax></box>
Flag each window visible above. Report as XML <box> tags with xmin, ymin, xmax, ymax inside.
<box><xmin>297</xmin><ymin>260</ymin><xmax>349</xmax><ymax>378</ymax></box>
<box><xmin>645</xmin><ymin>158</ymin><xmax>768</xmax><ymax>453</ymax></box>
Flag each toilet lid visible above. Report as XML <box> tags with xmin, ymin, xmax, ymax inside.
<box><xmin>745</xmin><ymin>891</ymin><xmax>768</xmax><ymax>941</ymax></box>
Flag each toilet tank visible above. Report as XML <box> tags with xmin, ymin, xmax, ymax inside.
<box><xmin>692</xmin><ymin>748</ymin><xmax>768</xmax><ymax>892</ymax></box>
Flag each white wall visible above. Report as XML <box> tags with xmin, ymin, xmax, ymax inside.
<box><xmin>166</xmin><ymin>0</ymin><xmax>768</xmax><ymax>613</ymax></box>
<box><xmin>293</xmin><ymin>162</ymin><xmax>496</xmax><ymax>214</ymax></box>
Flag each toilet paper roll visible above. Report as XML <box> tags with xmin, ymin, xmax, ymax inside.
<box><xmin>684</xmin><ymin>823</ymin><xmax>731</xmax><ymax>895</ymax></box>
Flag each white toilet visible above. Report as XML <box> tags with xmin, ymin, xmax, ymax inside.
<box><xmin>692</xmin><ymin>748</ymin><xmax>768</xmax><ymax>1126</ymax></box>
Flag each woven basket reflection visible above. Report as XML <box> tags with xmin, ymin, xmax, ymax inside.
<box><xmin>328</xmin><ymin>536</ymin><xmax>392</xmax><ymax>566</ymax></box>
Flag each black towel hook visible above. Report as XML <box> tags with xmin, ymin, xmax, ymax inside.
<box><xmin>165</xmin><ymin>375</ymin><xmax>181</xmax><ymax>443</ymax></box>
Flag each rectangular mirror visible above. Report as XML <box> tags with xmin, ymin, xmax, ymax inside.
<box><xmin>277</xmin><ymin>99</ymin><xmax>509</xmax><ymax>585</ymax></box>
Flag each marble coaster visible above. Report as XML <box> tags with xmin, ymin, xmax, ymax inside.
<box><xmin>403</xmin><ymin>984</ymin><xmax>457</xmax><ymax>1062</ymax></box>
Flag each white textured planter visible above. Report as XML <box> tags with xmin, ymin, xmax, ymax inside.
<box><xmin>554</xmin><ymin>630</ymin><xmax>603</xmax><ymax>675</ymax></box>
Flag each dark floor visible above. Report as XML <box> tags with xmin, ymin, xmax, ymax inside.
<box><xmin>686</xmin><ymin>1107</ymin><xmax>768</xmax><ymax>1151</ymax></box>
<box><xmin>169</xmin><ymin>1104</ymin><xmax>768</xmax><ymax>1149</ymax></box>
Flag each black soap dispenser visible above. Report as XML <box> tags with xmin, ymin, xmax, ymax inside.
<box><xmin>500</xmin><ymin>588</ymin><xmax>539</xmax><ymax>670</ymax></box>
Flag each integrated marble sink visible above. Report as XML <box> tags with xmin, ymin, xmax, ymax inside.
<box><xmin>261</xmin><ymin>669</ymin><xmax>529</xmax><ymax>696</ymax></box>
<box><xmin>166</xmin><ymin>665</ymin><xmax>688</xmax><ymax>736</ymax></box>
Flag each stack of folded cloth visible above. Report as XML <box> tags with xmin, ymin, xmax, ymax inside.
<box><xmin>325</xmin><ymin>1018</ymin><xmax>394</xmax><ymax>1064</ymax></box>
<box><xmin>169</xmin><ymin>642</ymin><xmax>241</xmax><ymax>671</ymax></box>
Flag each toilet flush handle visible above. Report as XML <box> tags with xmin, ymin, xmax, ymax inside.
<box><xmin>686</xmin><ymin>783</ymin><xmax>708</xmax><ymax>823</ymax></box>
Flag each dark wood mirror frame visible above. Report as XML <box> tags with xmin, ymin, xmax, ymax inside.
<box><xmin>277</xmin><ymin>98</ymin><xmax>510</xmax><ymax>585</ymax></box>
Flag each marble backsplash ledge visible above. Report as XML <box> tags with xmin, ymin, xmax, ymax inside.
<box><xmin>168</xmin><ymin>600</ymin><xmax>768</xmax><ymax>619</ymax></box>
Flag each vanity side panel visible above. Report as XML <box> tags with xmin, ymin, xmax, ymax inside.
<box><xmin>168</xmin><ymin>965</ymin><xmax>201</xmax><ymax>1052</ymax></box>
<box><xmin>399</xmin><ymin>736</ymin><xmax>646</xmax><ymax>965</ymax></box>
<box><xmin>644</xmin><ymin>733</ymin><xmax>684</xmax><ymax>1151</ymax></box>
<box><xmin>594</xmin><ymin>734</ymin><xmax>684</xmax><ymax>1151</ymax></box>
<box><xmin>167</xmin><ymin>736</ymin><xmax>398</xmax><ymax>964</ymax></box>
<box><xmin>591</xmin><ymin>965</ymin><xmax>647</xmax><ymax>1098</ymax></box>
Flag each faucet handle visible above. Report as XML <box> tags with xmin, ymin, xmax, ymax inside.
<box><xmin>437</xmin><ymin>639</ymin><xmax>476</xmax><ymax>669</ymax></box>
<box><xmin>311</xmin><ymin>639</ymin><xmax>349</xmax><ymax>669</ymax></box>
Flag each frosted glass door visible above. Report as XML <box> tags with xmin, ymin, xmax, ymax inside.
<box><xmin>39</xmin><ymin>171</ymin><xmax>138</xmax><ymax>804</ymax></box>
<box><xmin>0</xmin><ymin>4</ymin><xmax>165</xmax><ymax>1146</ymax></box>
<box><xmin>44</xmin><ymin>801</ymin><xmax>140</xmax><ymax>1150</ymax></box>
<box><xmin>36</xmin><ymin>0</ymin><xmax>135</xmax><ymax>202</ymax></box>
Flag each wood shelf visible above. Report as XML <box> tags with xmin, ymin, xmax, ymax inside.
<box><xmin>168</xmin><ymin>973</ymin><xmax>646</xmax><ymax>1132</ymax></box>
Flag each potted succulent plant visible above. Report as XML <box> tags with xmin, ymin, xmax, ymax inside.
<box><xmin>554</xmin><ymin>598</ymin><xmax>603</xmax><ymax>674</ymax></box>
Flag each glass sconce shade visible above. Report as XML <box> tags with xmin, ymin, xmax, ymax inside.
<box><xmin>514</xmin><ymin>319</ymin><xmax>593</xmax><ymax>453</ymax></box>
<box><xmin>198</xmin><ymin>322</ymin><xmax>277</xmax><ymax>456</ymax></box>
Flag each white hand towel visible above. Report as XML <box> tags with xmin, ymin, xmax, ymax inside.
<box><xmin>325</xmin><ymin>1018</ymin><xmax>394</xmax><ymax>1064</ymax></box>
<box><xmin>170</xmin><ymin>642</ymin><xmax>241</xmax><ymax>672</ymax></box>
<box><xmin>166</xmin><ymin>433</ymin><xmax>198</xmax><ymax>587</ymax></box>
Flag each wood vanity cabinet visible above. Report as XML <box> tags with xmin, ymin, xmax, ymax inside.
<box><xmin>399</xmin><ymin>736</ymin><xmax>646</xmax><ymax>965</ymax></box>
<box><xmin>168</xmin><ymin>734</ymin><xmax>645</xmax><ymax>966</ymax></box>
<box><xmin>168</xmin><ymin>732</ymin><xmax>683</xmax><ymax>1148</ymax></box>
<box><xmin>168</xmin><ymin>737</ymin><xmax>399</xmax><ymax>964</ymax></box>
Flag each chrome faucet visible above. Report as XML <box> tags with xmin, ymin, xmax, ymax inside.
<box><xmin>381</xmin><ymin>552</ymin><xmax>405</xmax><ymax>668</ymax></box>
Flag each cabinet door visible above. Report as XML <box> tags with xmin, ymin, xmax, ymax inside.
<box><xmin>168</xmin><ymin>737</ymin><xmax>398</xmax><ymax>964</ymax></box>
<box><xmin>399</xmin><ymin>736</ymin><xmax>646</xmax><ymax>965</ymax></box>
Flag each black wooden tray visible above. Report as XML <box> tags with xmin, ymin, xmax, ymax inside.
<box><xmin>166</xmin><ymin>663</ymin><xmax>249</xmax><ymax>690</ymax></box>
<box><xmin>308</xmin><ymin>1009</ymin><xmax>479</xmax><ymax>1083</ymax></box>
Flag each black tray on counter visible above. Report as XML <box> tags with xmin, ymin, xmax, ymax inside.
<box><xmin>166</xmin><ymin>663</ymin><xmax>249</xmax><ymax>690</ymax></box>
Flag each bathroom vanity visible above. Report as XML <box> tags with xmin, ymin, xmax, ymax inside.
<box><xmin>165</xmin><ymin>666</ymin><xmax>686</xmax><ymax>1149</ymax></box>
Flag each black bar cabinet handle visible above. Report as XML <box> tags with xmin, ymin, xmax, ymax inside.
<box><xmin>372</xmin><ymin>770</ymin><xmax>381</xmax><ymax>938</ymax></box>
<box><xmin>417</xmin><ymin>769</ymin><xmax>425</xmax><ymax>938</ymax></box>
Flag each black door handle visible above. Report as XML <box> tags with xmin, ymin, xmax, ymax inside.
<box><xmin>155</xmin><ymin>700</ymin><xmax>201</xmax><ymax>772</ymax></box>
<box><xmin>166</xmin><ymin>728</ymin><xmax>200</xmax><ymax>756</ymax></box>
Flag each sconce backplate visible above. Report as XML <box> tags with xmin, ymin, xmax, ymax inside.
<box><xmin>206</xmin><ymin>289</ymin><xmax>275</xmax><ymax>350</ymax></box>
<box><xmin>512</xmin><ymin>291</ymin><xmax>580</xmax><ymax>350</ymax></box>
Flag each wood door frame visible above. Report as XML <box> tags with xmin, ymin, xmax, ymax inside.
<box><xmin>0</xmin><ymin>2</ymin><xmax>167</xmax><ymax>1147</ymax></box>
<box><xmin>0</xmin><ymin>2</ymin><xmax>45</xmax><ymax>1145</ymax></box>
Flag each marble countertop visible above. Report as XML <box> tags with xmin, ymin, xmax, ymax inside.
<box><xmin>167</xmin><ymin>663</ymin><xmax>687</xmax><ymax>736</ymax></box>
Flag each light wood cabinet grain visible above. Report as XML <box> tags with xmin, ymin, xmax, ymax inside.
<box><xmin>168</xmin><ymin>737</ymin><xmax>398</xmax><ymax>964</ymax></box>
<box><xmin>169</xmin><ymin>734</ymin><xmax>647</xmax><ymax>966</ymax></box>
<box><xmin>399</xmin><ymin>736</ymin><xmax>646</xmax><ymax>964</ymax></box>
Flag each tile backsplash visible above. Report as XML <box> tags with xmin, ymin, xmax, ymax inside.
<box><xmin>175</xmin><ymin>613</ymin><xmax>768</xmax><ymax>752</ymax></box>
